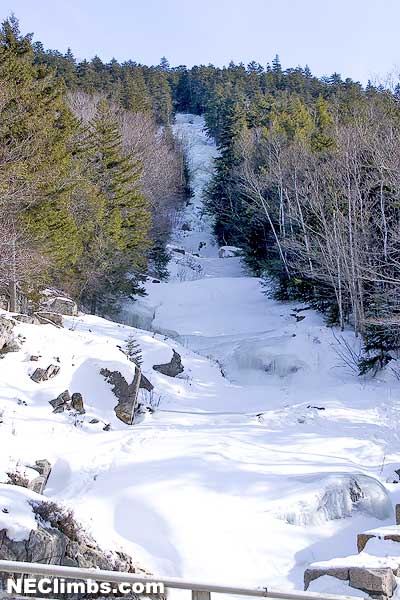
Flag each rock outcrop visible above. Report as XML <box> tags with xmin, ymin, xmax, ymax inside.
<box><xmin>305</xmin><ymin>566</ymin><xmax>397</xmax><ymax>598</ymax></box>
<box><xmin>35</xmin><ymin>311</ymin><xmax>64</xmax><ymax>327</ymax></box>
<box><xmin>71</xmin><ymin>393</ymin><xmax>85</xmax><ymax>414</ymax></box>
<box><xmin>31</xmin><ymin>364</ymin><xmax>60</xmax><ymax>383</ymax></box>
<box><xmin>49</xmin><ymin>391</ymin><xmax>85</xmax><ymax>415</ymax></box>
<box><xmin>47</xmin><ymin>297</ymin><xmax>78</xmax><ymax>316</ymax></box>
<box><xmin>28</xmin><ymin>460</ymin><xmax>52</xmax><ymax>495</ymax></box>
<box><xmin>0</xmin><ymin>496</ymin><xmax>148</xmax><ymax>598</ymax></box>
<box><xmin>0</xmin><ymin>316</ymin><xmax>18</xmax><ymax>354</ymax></box>
<box><xmin>13</xmin><ymin>314</ymin><xmax>40</xmax><ymax>325</ymax></box>
<box><xmin>101</xmin><ymin>367</ymin><xmax>141</xmax><ymax>425</ymax></box>
<box><xmin>153</xmin><ymin>350</ymin><xmax>184</xmax><ymax>377</ymax></box>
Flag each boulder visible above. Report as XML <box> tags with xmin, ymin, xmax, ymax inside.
<box><xmin>28</xmin><ymin>459</ymin><xmax>52</xmax><ymax>494</ymax></box>
<box><xmin>31</xmin><ymin>364</ymin><xmax>60</xmax><ymax>383</ymax></box>
<box><xmin>357</xmin><ymin>533</ymin><xmax>375</xmax><ymax>553</ymax></box>
<box><xmin>357</xmin><ymin>528</ymin><xmax>400</xmax><ymax>553</ymax></box>
<box><xmin>0</xmin><ymin>316</ymin><xmax>17</xmax><ymax>353</ymax></box>
<box><xmin>49</xmin><ymin>390</ymin><xmax>71</xmax><ymax>412</ymax></box>
<box><xmin>100</xmin><ymin>366</ymin><xmax>141</xmax><ymax>425</ymax></box>
<box><xmin>71</xmin><ymin>392</ymin><xmax>85</xmax><ymax>414</ymax></box>
<box><xmin>14</xmin><ymin>314</ymin><xmax>40</xmax><ymax>325</ymax></box>
<box><xmin>48</xmin><ymin>297</ymin><xmax>78</xmax><ymax>316</ymax></box>
<box><xmin>304</xmin><ymin>567</ymin><xmax>349</xmax><ymax>590</ymax></box>
<box><xmin>140</xmin><ymin>372</ymin><xmax>154</xmax><ymax>392</ymax></box>
<box><xmin>349</xmin><ymin>567</ymin><xmax>396</xmax><ymax>597</ymax></box>
<box><xmin>153</xmin><ymin>349</ymin><xmax>184</xmax><ymax>377</ymax></box>
<box><xmin>35</xmin><ymin>311</ymin><xmax>63</xmax><ymax>327</ymax></box>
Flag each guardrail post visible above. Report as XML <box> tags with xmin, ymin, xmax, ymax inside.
<box><xmin>192</xmin><ymin>590</ymin><xmax>211</xmax><ymax>600</ymax></box>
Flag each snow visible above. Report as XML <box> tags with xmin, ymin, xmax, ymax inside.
<box><xmin>310</xmin><ymin>536</ymin><xmax>400</xmax><ymax>570</ymax></box>
<box><xmin>308</xmin><ymin>576</ymin><xmax>366</xmax><ymax>598</ymax></box>
<box><xmin>1</xmin><ymin>114</ymin><xmax>400</xmax><ymax>596</ymax></box>
<box><xmin>0</xmin><ymin>485</ymin><xmax>39</xmax><ymax>541</ymax></box>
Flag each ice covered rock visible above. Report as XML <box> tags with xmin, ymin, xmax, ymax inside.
<box><xmin>218</xmin><ymin>245</ymin><xmax>242</xmax><ymax>258</ymax></box>
<box><xmin>232</xmin><ymin>339</ymin><xmax>306</xmax><ymax>377</ymax></box>
<box><xmin>118</xmin><ymin>300</ymin><xmax>155</xmax><ymax>330</ymax></box>
<box><xmin>277</xmin><ymin>473</ymin><xmax>392</xmax><ymax>526</ymax></box>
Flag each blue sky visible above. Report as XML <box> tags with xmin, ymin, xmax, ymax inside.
<box><xmin>1</xmin><ymin>0</ymin><xmax>399</xmax><ymax>83</ymax></box>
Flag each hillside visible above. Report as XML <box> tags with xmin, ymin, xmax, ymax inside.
<box><xmin>1</xmin><ymin>115</ymin><xmax>400</xmax><ymax>597</ymax></box>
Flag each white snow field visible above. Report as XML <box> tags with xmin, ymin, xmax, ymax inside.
<box><xmin>2</xmin><ymin>114</ymin><xmax>400</xmax><ymax>597</ymax></box>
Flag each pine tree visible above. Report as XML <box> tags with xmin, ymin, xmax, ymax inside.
<box><xmin>0</xmin><ymin>16</ymin><xmax>81</xmax><ymax>306</ymax></box>
<box><xmin>205</xmin><ymin>99</ymin><xmax>247</xmax><ymax>244</ymax></box>
<box><xmin>123</xmin><ymin>334</ymin><xmax>143</xmax><ymax>367</ymax></box>
<box><xmin>311</xmin><ymin>95</ymin><xmax>335</xmax><ymax>152</ymax></box>
<box><xmin>77</xmin><ymin>99</ymin><xmax>151</xmax><ymax>312</ymax></box>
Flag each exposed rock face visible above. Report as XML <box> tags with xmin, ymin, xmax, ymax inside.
<box><xmin>153</xmin><ymin>350</ymin><xmax>184</xmax><ymax>377</ymax></box>
<box><xmin>35</xmin><ymin>311</ymin><xmax>63</xmax><ymax>327</ymax></box>
<box><xmin>100</xmin><ymin>367</ymin><xmax>141</xmax><ymax>425</ymax></box>
<box><xmin>0</xmin><ymin>499</ymin><xmax>147</xmax><ymax>597</ymax></box>
<box><xmin>31</xmin><ymin>364</ymin><xmax>60</xmax><ymax>383</ymax></box>
<box><xmin>48</xmin><ymin>297</ymin><xmax>78</xmax><ymax>316</ymax></box>
<box><xmin>0</xmin><ymin>316</ymin><xmax>17</xmax><ymax>354</ymax></box>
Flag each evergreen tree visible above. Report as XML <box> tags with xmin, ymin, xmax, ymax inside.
<box><xmin>0</xmin><ymin>16</ymin><xmax>81</xmax><ymax>305</ymax></box>
<box><xmin>76</xmin><ymin>99</ymin><xmax>151</xmax><ymax>312</ymax></box>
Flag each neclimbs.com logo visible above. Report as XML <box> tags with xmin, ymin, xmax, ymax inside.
<box><xmin>6</xmin><ymin>576</ymin><xmax>165</xmax><ymax>596</ymax></box>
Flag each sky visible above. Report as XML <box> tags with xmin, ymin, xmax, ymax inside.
<box><xmin>1</xmin><ymin>0</ymin><xmax>399</xmax><ymax>84</ymax></box>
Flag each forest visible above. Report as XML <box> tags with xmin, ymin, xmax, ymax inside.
<box><xmin>1</xmin><ymin>14</ymin><xmax>400</xmax><ymax>373</ymax></box>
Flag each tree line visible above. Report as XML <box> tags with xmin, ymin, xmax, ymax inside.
<box><xmin>0</xmin><ymin>17</ymin><xmax>189</xmax><ymax>315</ymax></box>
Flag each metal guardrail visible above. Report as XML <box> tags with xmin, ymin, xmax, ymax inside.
<box><xmin>0</xmin><ymin>560</ymin><xmax>365</xmax><ymax>600</ymax></box>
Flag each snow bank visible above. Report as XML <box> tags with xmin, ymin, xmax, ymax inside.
<box><xmin>0</xmin><ymin>484</ymin><xmax>39</xmax><ymax>541</ymax></box>
<box><xmin>308</xmin><ymin>575</ymin><xmax>365</xmax><ymax>597</ymax></box>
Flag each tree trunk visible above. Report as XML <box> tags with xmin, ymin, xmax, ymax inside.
<box><xmin>9</xmin><ymin>280</ymin><xmax>17</xmax><ymax>313</ymax></box>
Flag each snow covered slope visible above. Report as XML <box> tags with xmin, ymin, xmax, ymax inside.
<box><xmin>1</xmin><ymin>114</ymin><xmax>400</xmax><ymax>597</ymax></box>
